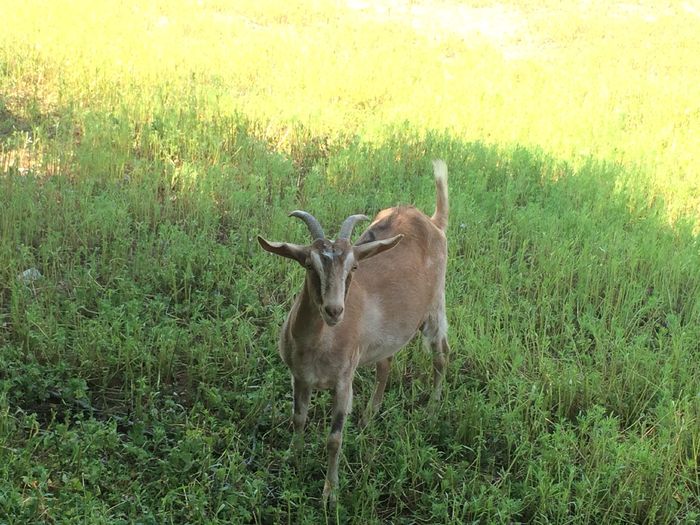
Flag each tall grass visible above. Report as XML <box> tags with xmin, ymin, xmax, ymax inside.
<box><xmin>1</xmin><ymin>1</ymin><xmax>699</xmax><ymax>523</ymax></box>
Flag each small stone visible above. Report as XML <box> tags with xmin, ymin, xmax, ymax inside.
<box><xmin>18</xmin><ymin>268</ymin><xmax>42</xmax><ymax>284</ymax></box>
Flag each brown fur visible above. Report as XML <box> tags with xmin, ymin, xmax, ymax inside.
<box><xmin>258</xmin><ymin>160</ymin><xmax>450</xmax><ymax>506</ymax></box>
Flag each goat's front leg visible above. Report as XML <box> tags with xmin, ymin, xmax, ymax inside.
<box><xmin>323</xmin><ymin>379</ymin><xmax>353</xmax><ymax>508</ymax></box>
<box><xmin>290</xmin><ymin>376</ymin><xmax>311</xmax><ymax>464</ymax></box>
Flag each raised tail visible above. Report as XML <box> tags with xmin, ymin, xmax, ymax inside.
<box><xmin>430</xmin><ymin>159</ymin><xmax>448</xmax><ymax>231</ymax></box>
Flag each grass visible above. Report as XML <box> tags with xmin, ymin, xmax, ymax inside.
<box><xmin>1</xmin><ymin>0</ymin><xmax>699</xmax><ymax>522</ymax></box>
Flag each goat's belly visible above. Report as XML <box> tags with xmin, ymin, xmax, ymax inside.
<box><xmin>359</xmin><ymin>332</ymin><xmax>416</xmax><ymax>366</ymax></box>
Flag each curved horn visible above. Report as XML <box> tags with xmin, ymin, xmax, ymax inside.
<box><xmin>289</xmin><ymin>210</ymin><xmax>325</xmax><ymax>240</ymax></box>
<box><xmin>338</xmin><ymin>214</ymin><xmax>369</xmax><ymax>240</ymax></box>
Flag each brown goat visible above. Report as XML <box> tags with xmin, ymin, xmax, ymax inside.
<box><xmin>258</xmin><ymin>160</ymin><xmax>450</xmax><ymax>506</ymax></box>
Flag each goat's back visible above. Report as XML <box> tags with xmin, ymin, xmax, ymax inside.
<box><xmin>358</xmin><ymin>205</ymin><xmax>446</xmax><ymax>266</ymax></box>
<box><xmin>348</xmin><ymin>205</ymin><xmax>447</xmax><ymax>364</ymax></box>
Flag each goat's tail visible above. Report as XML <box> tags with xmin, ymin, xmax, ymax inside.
<box><xmin>430</xmin><ymin>159</ymin><xmax>449</xmax><ymax>231</ymax></box>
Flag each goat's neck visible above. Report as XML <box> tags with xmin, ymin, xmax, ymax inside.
<box><xmin>288</xmin><ymin>275</ymin><xmax>326</xmax><ymax>345</ymax></box>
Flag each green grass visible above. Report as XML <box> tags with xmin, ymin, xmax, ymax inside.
<box><xmin>1</xmin><ymin>0</ymin><xmax>699</xmax><ymax>523</ymax></box>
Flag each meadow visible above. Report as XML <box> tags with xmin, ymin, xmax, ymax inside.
<box><xmin>1</xmin><ymin>0</ymin><xmax>699</xmax><ymax>522</ymax></box>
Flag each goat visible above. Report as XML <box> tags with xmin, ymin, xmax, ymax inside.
<box><xmin>257</xmin><ymin>160</ymin><xmax>449</xmax><ymax>506</ymax></box>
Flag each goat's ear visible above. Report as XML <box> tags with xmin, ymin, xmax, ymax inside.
<box><xmin>353</xmin><ymin>234</ymin><xmax>403</xmax><ymax>261</ymax></box>
<box><xmin>257</xmin><ymin>236</ymin><xmax>309</xmax><ymax>265</ymax></box>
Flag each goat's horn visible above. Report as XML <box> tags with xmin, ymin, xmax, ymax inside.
<box><xmin>289</xmin><ymin>210</ymin><xmax>325</xmax><ymax>240</ymax></box>
<box><xmin>338</xmin><ymin>214</ymin><xmax>369</xmax><ymax>240</ymax></box>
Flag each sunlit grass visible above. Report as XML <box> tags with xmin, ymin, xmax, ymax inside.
<box><xmin>2</xmin><ymin>0</ymin><xmax>699</xmax><ymax>221</ymax></box>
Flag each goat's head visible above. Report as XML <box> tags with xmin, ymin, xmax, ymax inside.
<box><xmin>258</xmin><ymin>211</ymin><xmax>403</xmax><ymax>326</ymax></box>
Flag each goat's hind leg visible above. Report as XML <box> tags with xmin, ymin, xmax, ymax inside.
<box><xmin>360</xmin><ymin>356</ymin><xmax>393</xmax><ymax>428</ymax></box>
<box><xmin>422</xmin><ymin>309</ymin><xmax>449</xmax><ymax>403</ymax></box>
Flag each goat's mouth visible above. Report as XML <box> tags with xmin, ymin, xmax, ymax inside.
<box><xmin>320</xmin><ymin>310</ymin><xmax>343</xmax><ymax>327</ymax></box>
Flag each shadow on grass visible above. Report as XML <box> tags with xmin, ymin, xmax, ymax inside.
<box><xmin>1</xmin><ymin>114</ymin><xmax>698</xmax><ymax>523</ymax></box>
<box><xmin>0</xmin><ymin>100</ymin><xmax>32</xmax><ymax>139</ymax></box>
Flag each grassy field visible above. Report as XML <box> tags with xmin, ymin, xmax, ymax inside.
<box><xmin>1</xmin><ymin>0</ymin><xmax>700</xmax><ymax>522</ymax></box>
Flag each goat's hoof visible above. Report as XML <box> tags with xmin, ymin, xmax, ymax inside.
<box><xmin>284</xmin><ymin>444</ymin><xmax>303</xmax><ymax>471</ymax></box>
<box><xmin>360</xmin><ymin>404</ymin><xmax>379</xmax><ymax>429</ymax></box>
<box><xmin>322</xmin><ymin>479</ymin><xmax>337</xmax><ymax>509</ymax></box>
<box><xmin>427</xmin><ymin>385</ymin><xmax>444</xmax><ymax>406</ymax></box>
<box><xmin>358</xmin><ymin>413</ymin><xmax>370</xmax><ymax>430</ymax></box>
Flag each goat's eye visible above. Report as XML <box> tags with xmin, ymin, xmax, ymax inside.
<box><xmin>352</xmin><ymin>264</ymin><xmax>359</xmax><ymax>271</ymax></box>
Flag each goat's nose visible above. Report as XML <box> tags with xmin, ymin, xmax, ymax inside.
<box><xmin>324</xmin><ymin>304</ymin><xmax>344</xmax><ymax>319</ymax></box>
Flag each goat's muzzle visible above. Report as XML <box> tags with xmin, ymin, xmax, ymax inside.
<box><xmin>321</xmin><ymin>303</ymin><xmax>344</xmax><ymax>326</ymax></box>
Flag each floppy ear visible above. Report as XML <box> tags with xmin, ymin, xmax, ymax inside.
<box><xmin>257</xmin><ymin>236</ymin><xmax>309</xmax><ymax>266</ymax></box>
<box><xmin>353</xmin><ymin>234</ymin><xmax>403</xmax><ymax>261</ymax></box>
